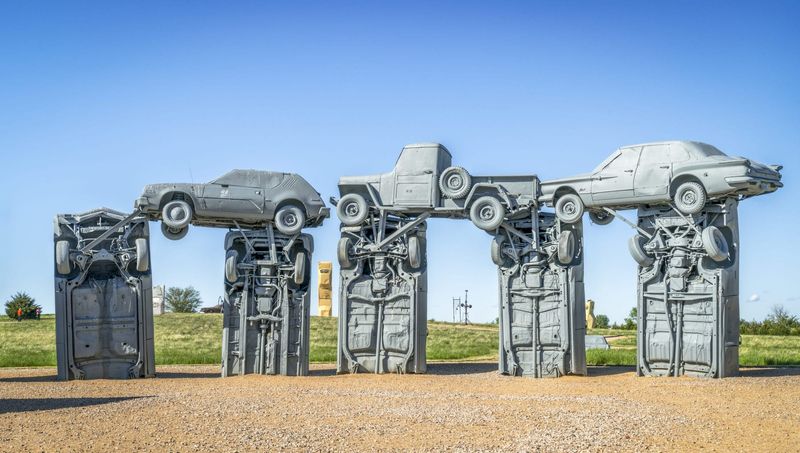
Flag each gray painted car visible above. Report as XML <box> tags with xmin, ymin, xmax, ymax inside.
<box><xmin>539</xmin><ymin>141</ymin><xmax>782</xmax><ymax>224</ymax></box>
<box><xmin>135</xmin><ymin>169</ymin><xmax>329</xmax><ymax>239</ymax></box>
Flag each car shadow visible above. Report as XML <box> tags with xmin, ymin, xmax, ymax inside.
<box><xmin>426</xmin><ymin>362</ymin><xmax>498</xmax><ymax>375</ymax></box>
<box><xmin>155</xmin><ymin>371</ymin><xmax>220</xmax><ymax>379</ymax></box>
<box><xmin>0</xmin><ymin>396</ymin><xmax>151</xmax><ymax>414</ymax></box>
<box><xmin>0</xmin><ymin>374</ymin><xmax>58</xmax><ymax>383</ymax></box>
<box><xmin>587</xmin><ymin>366</ymin><xmax>636</xmax><ymax>377</ymax></box>
<box><xmin>738</xmin><ymin>367</ymin><xmax>800</xmax><ymax>378</ymax></box>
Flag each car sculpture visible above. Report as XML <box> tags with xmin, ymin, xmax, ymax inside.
<box><xmin>539</xmin><ymin>141</ymin><xmax>782</xmax><ymax>224</ymax></box>
<box><xmin>336</xmin><ymin>143</ymin><xmax>538</xmax><ymax>231</ymax></box>
<box><xmin>135</xmin><ymin>169</ymin><xmax>329</xmax><ymax>239</ymax></box>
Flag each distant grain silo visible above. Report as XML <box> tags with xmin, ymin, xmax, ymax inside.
<box><xmin>153</xmin><ymin>285</ymin><xmax>166</xmax><ymax>315</ymax></box>
<box><xmin>318</xmin><ymin>261</ymin><xmax>332</xmax><ymax>317</ymax></box>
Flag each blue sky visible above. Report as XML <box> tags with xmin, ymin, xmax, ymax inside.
<box><xmin>1</xmin><ymin>1</ymin><xmax>797</xmax><ymax>323</ymax></box>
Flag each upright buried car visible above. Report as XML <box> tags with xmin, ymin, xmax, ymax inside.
<box><xmin>540</xmin><ymin>141</ymin><xmax>782</xmax><ymax>224</ymax></box>
<box><xmin>135</xmin><ymin>169</ymin><xmax>329</xmax><ymax>239</ymax></box>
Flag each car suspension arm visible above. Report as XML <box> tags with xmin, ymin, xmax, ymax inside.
<box><xmin>80</xmin><ymin>209</ymin><xmax>143</xmax><ymax>253</ymax></box>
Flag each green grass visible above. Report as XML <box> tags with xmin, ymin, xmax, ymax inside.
<box><xmin>2</xmin><ymin>315</ymin><xmax>799</xmax><ymax>367</ymax></box>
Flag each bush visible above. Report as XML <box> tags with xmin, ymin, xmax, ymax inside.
<box><xmin>5</xmin><ymin>292</ymin><xmax>42</xmax><ymax>319</ymax></box>
<box><xmin>740</xmin><ymin>305</ymin><xmax>800</xmax><ymax>336</ymax></box>
<box><xmin>621</xmin><ymin>307</ymin><xmax>637</xmax><ymax>330</ymax></box>
<box><xmin>594</xmin><ymin>314</ymin><xmax>610</xmax><ymax>329</ymax></box>
<box><xmin>165</xmin><ymin>287</ymin><xmax>202</xmax><ymax>313</ymax></box>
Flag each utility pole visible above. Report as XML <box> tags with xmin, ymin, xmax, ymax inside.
<box><xmin>459</xmin><ymin>290</ymin><xmax>472</xmax><ymax>325</ymax></box>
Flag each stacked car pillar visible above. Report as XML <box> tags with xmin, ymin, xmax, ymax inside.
<box><xmin>54</xmin><ymin>208</ymin><xmax>155</xmax><ymax>380</ymax></box>
<box><xmin>336</xmin><ymin>211</ymin><xmax>428</xmax><ymax>374</ymax></box>
<box><xmin>629</xmin><ymin>198</ymin><xmax>739</xmax><ymax>377</ymax></box>
<box><xmin>221</xmin><ymin>226</ymin><xmax>313</xmax><ymax>376</ymax></box>
<box><xmin>493</xmin><ymin>211</ymin><xmax>587</xmax><ymax>378</ymax></box>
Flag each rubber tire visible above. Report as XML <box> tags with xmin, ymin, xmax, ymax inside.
<box><xmin>135</xmin><ymin>238</ymin><xmax>149</xmax><ymax>272</ymax></box>
<box><xmin>555</xmin><ymin>193</ymin><xmax>584</xmax><ymax>224</ymax></box>
<box><xmin>490</xmin><ymin>234</ymin><xmax>511</xmax><ymax>267</ymax></box>
<box><xmin>162</xmin><ymin>200</ymin><xmax>192</xmax><ymax>229</ymax></box>
<box><xmin>469</xmin><ymin>196</ymin><xmax>506</xmax><ymax>231</ymax></box>
<box><xmin>588</xmin><ymin>210</ymin><xmax>614</xmax><ymax>226</ymax></box>
<box><xmin>628</xmin><ymin>235</ymin><xmax>654</xmax><ymax>268</ymax></box>
<box><xmin>161</xmin><ymin>222</ymin><xmax>189</xmax><ymax>240</ymax></box>
<box><xmin>438</xmin><ymin>166</ymin><xmax>472</xmax><ymax>199</ymax></box>
<box><xmin>337</xmin><ymin>193</ymin><xmax>369</xmax><ymax>226</ymax></box>
<box><xmin>407</xmin><ymin>236</ymin><xmax>421</xmax><ymax>269</ymax></box>
<box><xmin>225</xmin><ymin>251</ymin><xmax>238</xmax><ymax>283</ymax></box>
<box><xmin>673</xmin><ymin>181</ymin><xmax>706</xmax><ymax>215</ymax></box>
<box><xmin>337</xmin><ymin>237</ymin><xmax>354</xmax><ymax>268</ymax></box>
<box><xmin>701</xmin><ymin>226</ymin><xmax>729</xmax><ymax>262</ymax></box>
<box><xmin>56</xmin><ymin>240</ymin><xmax>71</xmax><ymax>275</ymax></box>
<box><xmin>275</xmin><ymin>205</ymin><xmax>305</xmax><ymax>235</ymax></box>
<box><xmin>294</xmin><ymin>251</ymin><xmax>307</xmax><ymax>286</ymax></box>
<box><xmin>557</xmin><ymin>230</ymin><xmax>575</xmax><ymax>265</ymax></box>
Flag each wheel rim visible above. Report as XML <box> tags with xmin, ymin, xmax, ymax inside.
<box><xmin>563</xmin><ymin>201</ymin><xmax>577</xmax><ymax>216</ymax></box>
<box><xmin>344</xmin><ymin>202</ymin><xmax>360</xmax><ymax>218</ymax></box>
<box><xmin>282</xmin><ymin>212</ymin><xmax>298</xmax><ymax>227</ymax></box>
<box><xmin>479</xmin><ymin>205</ymin><xmax>495</xmax><ymax>221</ymax></box>
<box><xmin>681</xmin><ymin>190</ymin><xmax>697</xmax><ymax>205</ymax></box>
<box><xmin>168</xmin><ymin>206</ymin><xmax>187</xmax><ymax>222</ymax></box>
<box><xmin>446</xmin><ymin>174</ymin><xmax>463</xmax><ymax>190</ymax></box>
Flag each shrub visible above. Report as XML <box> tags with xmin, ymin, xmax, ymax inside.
<box><xmin>165</xmin><ymin>287</ymin><xmax>203</xmax><ymax>313</ymax></box>
<box><xmin>5</xmin><ymin>292</ymin><xmax>42</xmax><ymax>319</ymax></box>
<box><xmin>740</xmin><ymin>305</ymin><xmax>800</xmax><ymax>336</ymax></box>
<box><xmin>594</xmin><ymin>314</ymin><xmax>610</xmax><ymax>329</ymax></box>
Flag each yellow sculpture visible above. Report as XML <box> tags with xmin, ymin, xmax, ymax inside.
<box><xmin>318</xmin><ymin>261</ymin><xmax>333</xmax><ymax>317</ymax></box>
<box><xmin>585</xmin><ymin>299</ymin><xmax>596</xmax><ymax>330</ymax></box>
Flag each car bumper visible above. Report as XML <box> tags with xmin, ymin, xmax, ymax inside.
<box><xmin>134</xmin><ymin>196</ymin><xmax>156</xmax><ymax>212</ymax></box>
<box><xmin>724</xmin><ymin>176</ymin><xmax>783</xmax><ymax>194</ymax></box>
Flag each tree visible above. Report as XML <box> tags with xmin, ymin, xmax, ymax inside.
<box><xmin>622</xmin><ymin>307</ymin><xmax>637</xmax><ymax>330</ymax></box>
<box><xmin>594</xmin><ymin>314</ymin><xmax>610</xmax><ymax>329</ymax></box>
<box><xmin>5</xmin><ymin>292</ymin><xmax>42</xmax><ymax>320</ymax></box>
<box><xmin>165</xmin><ymin>287</ymin><xmax>202</xmax><ymax>313</ymax></box>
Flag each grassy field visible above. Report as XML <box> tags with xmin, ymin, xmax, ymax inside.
<box><xmin>1</xmin><ymin>314</ymin><xmax>799</xmax><ymax>367</ymax></box>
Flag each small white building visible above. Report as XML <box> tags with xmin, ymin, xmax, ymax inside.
<box><xmin>153</xmin><ymin>285</ymin><xmax>166</xmax><ymax>315</ymax></box>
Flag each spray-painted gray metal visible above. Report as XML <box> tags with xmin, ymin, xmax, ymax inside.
<box><xmin>585</xmin><ymin>335</ymin><xmax>610</xmax><ymax>350</ymax></box>
<box><xmin>54</xmin><ymin>208</ymin><xmax>155</xmax><ymax>380</ymax></box>
<box><xmin>540</xmin><ymin>141</ymin><xmax>782</xmax><ymax>224</ymax></box>
<box><xmin>135</xmin><ymin>169</ymin><xmax>330</xmax><ymax>240</ymax></box>
<box><xmin>337</xmin><ymin>217</ymin><xmax>428</xmax><ymax>374</ymax></box>
<box><xmin>495</xmin><ymin>213</ymin><xmax>587</xmax><ymax>378</ymax></box>
<box><xmin>336</xmin><ymin>143</ymin><xmax>585</xmax><ymax>377</ymax></box>
<box><xmin>221</xmin><ymin>227</ymin><xmax>313</xmax><ymax>376</ymax></box>
<box><xmin>632</xmin><ymin>199</ymin><xmax>740</xmax><ymax>377</ymax></box>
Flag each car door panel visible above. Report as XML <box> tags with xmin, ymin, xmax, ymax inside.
<box><xmin>634</xmin><ymin>144</ymin><xmax>672</xmax><ymax>199</ymax></box>
<box><xmin>202</xmin><ymin>184</ymin><xmax>265</xmax><ymax>220</ymax></box>
<box><xmin>591</xmin><ymin>147</ymin><xmax>641</xmax><ymax>203</ymax></box>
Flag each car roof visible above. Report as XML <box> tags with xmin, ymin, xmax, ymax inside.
<box><xmin>620</xmin><ymin>140</ymin><xmax>709</xmax><ymax>150</ymax></box>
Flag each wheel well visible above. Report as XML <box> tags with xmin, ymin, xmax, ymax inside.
<box><xmin>669</xmin><ymin>175</ymin><xmax>704</xmax><ymax>198</ymax></box>
<box><xmin>554</xmin><ymin>186</ymin><xmax>579</xmax><ymax>202</ymax></box>
<box><xmin>159</xmin><ymin>192</ymin><xmax>195</xmax><ymax>211</ymax></box>
<box><xmin>276</xmin><ymin>199</ymin><xmax>306</xmax><ymax>215</ymax></box>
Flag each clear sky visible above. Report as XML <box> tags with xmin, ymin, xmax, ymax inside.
<box><xmin>1</xmin><ymin>1</ymin><xmax>797</xmax><ymax>324</ymax></box>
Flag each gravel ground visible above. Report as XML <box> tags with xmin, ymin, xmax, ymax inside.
<box><xmin>1</xmin><ymin>363</ymin><xmax>798</xmax><ymax>452</ymax></box>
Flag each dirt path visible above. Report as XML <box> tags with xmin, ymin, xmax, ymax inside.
<box><xmin>1</xmin><ymin>364</ymin><xmax>798</xmax><ymax>452</ymax></box>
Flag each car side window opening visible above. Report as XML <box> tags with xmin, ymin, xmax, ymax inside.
<box><xmin>638</xmin><ymin>145</ymin><xmax>671</xmax><ymax>167</ymax></box>
<box><xmin>602</xmin><ymin>148</ymin><xmax>640</xmax><ymax>172</ymax></box>
<box><xmin>669</xmin><ymin>145</ymin><xmax>691</xmax><ymax>162</ymax></box>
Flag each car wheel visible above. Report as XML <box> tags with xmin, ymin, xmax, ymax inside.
<box><xmin>628</xmin><ymin>234</ymin><xmax>654</xmax><ymax>267</ymax></box>
<box><xmin>293</xmin><ymin>251</ymin><xmax>307</xmax><ymax>285</ymax></box>
<box><xmin>56</xmin><ymin>240</ymin><xmax>71</xmax><ymax>275</ymax></box>
<box><xmin>407</xmin><ymin>236</ymin><xmax>422</xmax><ymax>269</ymax></box>
<box><xmin>337</xmin><ymin>193</ymin><xmax>369</xmax><ymax>226</ymax></box>
<box><xmin>162</xmin><ymin>200</ymin><xmax>193</xmax><ymax>229</ymax></box>
<box><xmin>338</xmin><ymin>237</ymin><xmax>354</xmax><ymax>268</ymax></box>
<box><xmin>161</xmin><ymin>222</ymin><xmax>189</xmax><ymax>240</ymax></box>
<box><xmin>588</xmin><ymin>210</ymin><xmax>614</xmax><ymax>225</ymax></box>
<box><xmin>438</xmin><ymin>166</ymin><xmax>472</xmax><ymax>199</ymax></box>
<box><xmin>673</xmin><ymin>181</ymin><xmax>706</xmax><ymax>215</ymax></box>
<box><xmin>135</xmin><ymin>238</ymin><xmax>149</xmax><ymax>272</ymax></box>
<box><xmin>557</xmin><ymin>230</ymin><xmax>575</xmax><ymax>265</ymax></box>
<box><xmin>701</xmin><ymin>226</ymin><xmax>729</xmax><ymax>262</ymax></box>
<box><xmin>555</xmin><ymin>193</ymin><xmax>584</xmax><ymax>224</ymax></box>
<box><xmin>490</xmin><ymin>234</ymin><xmax>511</xmax><ymax>267</ymax></box>
<box><xmin>276</xmin><ymin>205</ymin><xmax>306</xmax><ymax>235</ymax></box>
<box><xmin>225</xmin><ymin>251</ymin><xmax>238</xmax><ymax>283</ymax></box>
<box><xmin>469</xmin><ymin>196</ymin><xmax>506</xmax><ymax>231</ymax></box>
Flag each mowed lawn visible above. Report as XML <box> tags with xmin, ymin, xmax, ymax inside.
<box><xmin>1</xmin><ymin>314</ymin><xmax>799</xmax><ymax>367</ymax></box>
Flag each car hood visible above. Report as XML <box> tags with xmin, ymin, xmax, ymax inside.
<box><xmin>540</xmin><ymin>172</ymin><xmax>594</xmax><ymax>187</ymax></box>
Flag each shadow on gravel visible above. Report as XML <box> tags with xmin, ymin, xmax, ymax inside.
<box><xmin>0</xmin><ymin>374</ymin><xmax>57</xmax><ymax>383</ymax></box>
<box><xmin>309</xmin><ymin>368</ymin><xmax>337</xmax><ymax>377</ymax></box>
<box><xmin>0</xmin><ymin>396</ymin><xmax>151</xmax><ymax>414</ymax></box>
<box><xmin>738</xmin><ymin>367</ymin><xmax>800</xmax><ymax>378</ymax></box>
<box><xmin>427</xmin><ymin>362</ymin><xmax>497</xmax><ymax>375</ymax></box>
<box><xmin>587</xmin><ymin>366</ymin><xmax>635</xmax><ymax>377</ymax></box>
<box><xmin>156</xmin><ymin>371</ymin><xmax>220</xmax><ymax>379</ymax></box>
